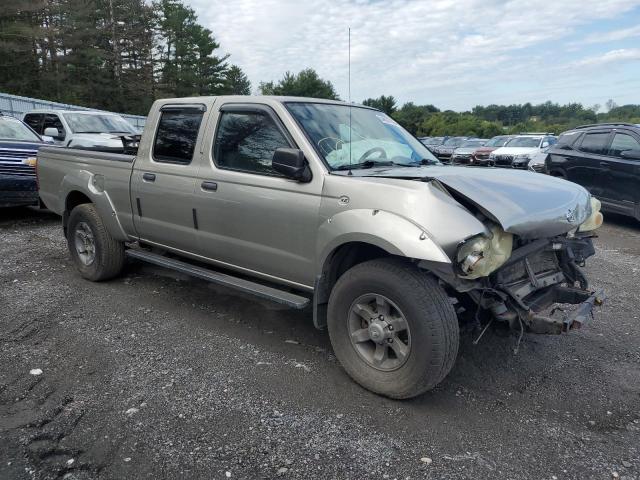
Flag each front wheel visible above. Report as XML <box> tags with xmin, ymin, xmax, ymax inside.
<box><xmin>327</xmin><ymin>258</ymin><xmax>459</xmax><ymax>399</ymax></box>
<box><xmin>67</xmin><ymin>203</ymin><xmax>125</xmax><ymax>281</ymax></box>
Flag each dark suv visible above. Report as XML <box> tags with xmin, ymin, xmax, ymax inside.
<box><xmin>546</xmin><ymin>123</ymin><xmax>640</xmax><ymax>220</ymax></box>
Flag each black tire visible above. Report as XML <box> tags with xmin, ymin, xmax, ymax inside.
<box><xmin>67</xmin><ymin>203</ymin><xmax>125</xmax><ymax>281</ymax></box>
<box><xmin>327</xmin><ymin>258</ymin><xmax>459</xmax><ymax>399</ymax></box>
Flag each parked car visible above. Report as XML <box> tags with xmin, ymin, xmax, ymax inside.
<box><xmin>23</xmin><ymin>110</ymin><xmax>138</xmax><ymax>151</ymax></box>
<box><xmin>433</xmin><ymin>136</ymin><xmax>469</xmax><ymax>161</ymax></box>
<box><xmin>419</xmin><ymin>136</ymin><xmax>446</xmax><ymax>153</ymax></box>
<box><xmin>470</xmin><ymin>135</ymin><xmax>514</xmax><ymax>165</ymax></box>
<box><xmin>37</xmin><ymin>96</ymin><xmax>604</xmax><ymax>399</ymax></box>
<box><xmin>0</xmin><ymin>113</ymin><xmax>53</xmax><ymax>207</ymax></box>
<box><xmin>546</xmin><ymin>123</ymin><xmax>640</xmax><ymax>220</ymax></box>
<box><xmin>489</xmin><ymin>134</ymin><xmax>557</xmax><ymax>168</ymax></box>
<box><xmin>450</xmin><ymin>139</ymin><xmax>487</xmax><ymax>164</ymax></box>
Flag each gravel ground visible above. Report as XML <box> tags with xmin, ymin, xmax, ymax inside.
<box><xmin>1</xmin><ymin>206</ymin><xmax>639</xmax><ymax>480</ymax></box>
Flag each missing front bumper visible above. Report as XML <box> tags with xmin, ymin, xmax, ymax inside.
<box><xmin>525</xmin><ymin>286</ymin><xmax>606</xmax><ymax>334</ymax></box>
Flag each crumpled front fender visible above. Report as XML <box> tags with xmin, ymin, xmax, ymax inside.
<box><xmin>316</xmin><ymin>208</ymin><xmax>451</xmax><ymax>270</ymax></box>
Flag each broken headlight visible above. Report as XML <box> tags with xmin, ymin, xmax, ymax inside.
<box><xmin>578</xmin><ymin>196</ymin><xmax>603</xmax><ymax>232</ymax></box>
<box><xmin>456</xmin><ymin>225</ymin><xmax>513</xmax><ymax>279</ymax></box>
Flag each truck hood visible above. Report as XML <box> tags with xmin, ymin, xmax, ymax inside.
<box><xmin>338</xmin><ymin>165</ymin><xmax>592</xmax><ymax>238</ymax></box>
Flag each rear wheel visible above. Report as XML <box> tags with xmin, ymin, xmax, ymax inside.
<box><xmin>327</xmin><ymin>258</ymin><xmax>459</xmax><ymax>399</ymax></box>
<box><xmin>67</xmin><ymin>203</ymin><xmax>125</xmax><ymax>281</ymax></box>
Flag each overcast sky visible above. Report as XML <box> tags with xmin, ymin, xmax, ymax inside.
<box><xmin>188</xmin><ymin>0</ymin><xmax>640</xmax><ymax>111</ymax></box>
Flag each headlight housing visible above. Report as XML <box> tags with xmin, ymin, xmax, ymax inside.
<box><xmin>578</xmin><ymin>197</ymin><xmax>603</xmax><ymax>232</ymax></box>
<box><xmin>489</xmin><ymin>153</ymin><xmax>496</xmax><ymax>160</ymax></box>
<box><xmin>514</xmin><ymin>154</ymin><xmax>531</xmax><ymax>160</ymax></box>
<box><xmin>457</xmin><ymin>225</ymin><xmax>513</xmax><ymax>279</ymax></box>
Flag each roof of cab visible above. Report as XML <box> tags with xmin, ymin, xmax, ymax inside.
<box><xmin>153</xmin><ymin>95</ymin><xmax>374</xmax><ymax>109</ymax></box>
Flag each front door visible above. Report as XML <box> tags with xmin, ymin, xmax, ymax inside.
<box><xmin>192</xmin><ymin>103</ymin><xmax>323</xmax><ymax>288</ymax></box>
<box><xmin>131</xmin><ymin>104</ymin><xmax>207</xmax><ymax>252</ymax></box>
<box><xmin>601</xmin><ymin>130</ymin><xmax>640</xmax><ymax>214</ymax></box>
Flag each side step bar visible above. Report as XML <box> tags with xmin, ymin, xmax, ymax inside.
<box><xmin>126</xmin><ymin>249</ymin><xmax>310</xmax><ymax>309</ymax></box>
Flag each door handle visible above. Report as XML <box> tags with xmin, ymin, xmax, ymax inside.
<box><xmin>142</xmin><ymin>172</ymin><xmax>156</xmax><ymax>182</ymax></box>
<box><xmin>599</xmin><ymin>162</ymin><xmax>609</xmax><ymax>168</ymax></box>
<box><xmin>201</xmin><ymin>181</ymin><xmax>218</xmax><ymax>192</ymax></box>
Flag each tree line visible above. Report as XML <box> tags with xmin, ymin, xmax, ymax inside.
<box><xmin>0</xmin><ymin>0</ymin><xmax>251</xmax><ymax>115</ymax></box>
<box><xmin>364</xmin><ymin>96</ymin><xmax>640</xmax><ymax>137</ymax></box>
<box><xmin>1</xmin><ymin>2</ymin><xmax>637</xmax><ymax>136</ymax></box>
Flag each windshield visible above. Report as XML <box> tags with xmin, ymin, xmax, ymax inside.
<box><xmin>485</xmin><ymin>136</ymin><xmax>510</xmax><ymax>147</ymax></box>
<box><xmin>443</xmin><ymin>137</ymin><xmax>467</xmax><ymax>147</ymax></box>
<box><xmin>63</xmin><ymin>113</ymin><xmax>136</xmax><ymax>134</ymax></box>
<box><xmin>0</xmin><ymin>117</ymin><xmax>41</xmax><ymax>142</ymax></box>
<box><xmin>505</xmin><ymin>136</ymin><xmax>541</xmax><ymax>148</ymax></box>
<box><xmin>286</xmin><ymin>103</ymin><xmax>439</xmax><ymax>169</ymax></box>
<box><xmin>460</xmin><ymin>140</ymin><xmax>485</xmax><ymax>148</ymax></box>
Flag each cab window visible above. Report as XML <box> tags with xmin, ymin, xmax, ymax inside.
<box><xmin>579</xmin><ymin>132</ymin><xmax>610</xmax><ymax>155</ymax></box>
<box><xmin>24</xmin><ymin>114</ymin><xmax>44</xmax><ymax>134</ymax></box>
<box><xmin>213</xmin><ymin>109</ymin><xmax>291</xmax><ymax>176</ymax></box>
<box><xmin>153</xmin><ymin>108</ymin><xmax>204</xmax><ymax>165</ymax></box>
<box><xmin>43</xmin><ymin>114</ymin><xmax>65</xmax><ymax>139</ymax></box>
<box><xmin>608</xmin><ymin>133</ymin><xmax>640</xmax><ymax>158</ymax></box>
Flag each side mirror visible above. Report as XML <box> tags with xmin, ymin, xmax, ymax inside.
<box><xmin>41</xmin><ymin>135</ymin><xmax>55</xmax><ymax>143</ymax></box>
<box><xmin>620</xmin><ymin>149</ymin><xmax>640</xmax><ymax>160</ymax></box>
<box><xmin>44</xmin><ymin>127</ymin><xmax>64</xmax><ymax>140</ymax></box>
<box><xmin>272</xmin><ymin>148</ymin><xmax>312</xmax><ymax>182</ymax></box>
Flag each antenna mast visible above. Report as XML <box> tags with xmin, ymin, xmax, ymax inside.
<box><xmin>348</xmin><ymin>27</ymin><xmax>352</xmax><ymax>174</ymax></box>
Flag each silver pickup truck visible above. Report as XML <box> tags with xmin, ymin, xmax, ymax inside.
<box><xmin>37</xmin><ymin>96</ymin><xmax>605</xmax><ymax>399</ymax></box>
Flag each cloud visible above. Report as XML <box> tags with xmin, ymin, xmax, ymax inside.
<box><xmin>580</xmin><ymin>25</ymin><xmax>640</xmax><ymax>44</ymax></box>
<box><xmin>569</xmin><ymin>48</ymin><xmax>640</xmax><ymax>67</ymax></box>
<box><xmin>187</xmin><ymin>0</ymin><xmax>640</xmax><ymax>109</ymax></box>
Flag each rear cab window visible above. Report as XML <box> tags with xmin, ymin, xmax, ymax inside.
<box><xmin>153</xmin><ymin>106</ymin><xmax>205</xmax><ymax>165</ymax></box>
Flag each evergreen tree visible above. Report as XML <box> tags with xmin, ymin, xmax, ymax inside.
<box><xmin>223</xmin><ymin>65</ymin><xmax>251</xmax><ymax>95</ymax></box>
<box><xmin>362</xmin><ymin>95</ymin><xmax>397</xmax><ymax>115</ymax></box>
<box><xmin>259</xmin><ymin>68</ymin><xmax>339</xmax><ymax>100</ymax></box>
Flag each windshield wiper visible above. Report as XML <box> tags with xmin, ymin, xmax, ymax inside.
<box><xmin>418</xmin><ymin>158</ymin><xmax>439</xmax><ymax>165</ymax></box>
<box><xmin>334</xmin><ymin>160</ymin><xmax>396</xmax><ymax>171</ymax></box>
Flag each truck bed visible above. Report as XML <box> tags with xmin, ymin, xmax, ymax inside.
<box><xmin>37</xmin><ymin>146</ymin><xmax>135</xmax><ymax>220</ymax></box>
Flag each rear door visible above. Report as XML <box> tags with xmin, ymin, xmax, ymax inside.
<box><xmin>131</xmin><ymin>103</ymin><xmax>208</xmax><ymax>252</ymax></box>
<box><xmin>601</xmin><ymin>130</ymin><xmax>640</xmax><ymax>214</ymax></box>
<box><xmin>567</xmin><ymin>130</ymin><xmax>612</xmax><ymax>197</ymax></box>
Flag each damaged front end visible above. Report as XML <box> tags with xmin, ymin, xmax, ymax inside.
<box><xmin>473</xmin><ymin>234</ymin><xmax>605</xmax><ymax>334</ymax></box>
<box><xmin>423</xmin><ymin>197</ymin><xmax>605</xmax><ymax>335</ymax></box>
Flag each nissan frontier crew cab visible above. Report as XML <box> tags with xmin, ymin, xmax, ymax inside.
<box><xmin>37</xmin><ymin>96</ymin><xmax>605</xmax><ymax>399</ymax></box>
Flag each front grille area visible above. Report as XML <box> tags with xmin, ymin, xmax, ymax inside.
<box><xmin>0</xmin><ymin>163</ymin><xmax>35</xmax><ymax>177</ymax></box>
<box><xmin>499</xmin><ymin>249</ymin><xmax>559</xmax><ymax>285</ymax></box>
<box><xmin>494</xmin><ymin>154</ymin><xmax>514</xmax><ymax>166</ymax></box>
<box><xmin>474</xmin><ymin>153</ymin><xmax>489</xmax><ymax>160</ymax></box>
<box><xmin>0</xmin><ymin>148</ymin><xmax>38</xmax><ymax>177</ymax></box>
